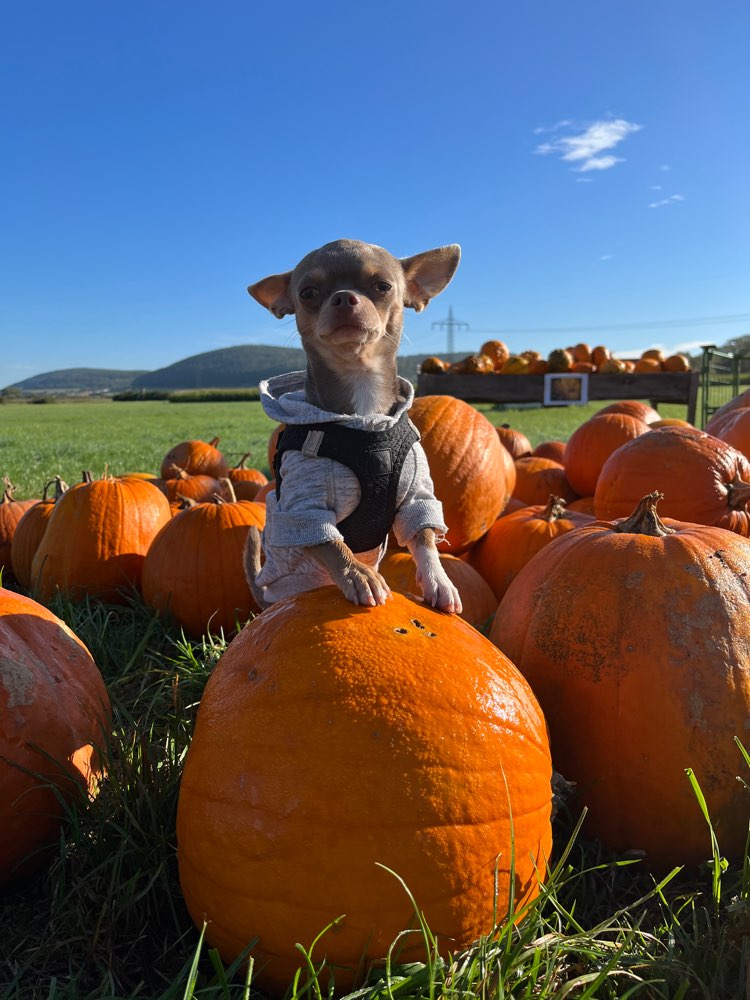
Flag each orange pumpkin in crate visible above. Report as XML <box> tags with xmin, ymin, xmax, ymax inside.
<box><xmin>177</xmin><ymin>588</ymin><xmax>552</xmax><ymax>994</ymax></box>
<box><xmin>0</xmin><ymin>588</ymin><xmax>111</xmax><ymax>886</ymax></box>
<box><xmin>410</xmin><ymin>395</ymin><xmax>515</xmax><ymax>553</ymax></box>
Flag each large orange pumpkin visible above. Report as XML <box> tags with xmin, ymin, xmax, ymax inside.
<box><xmin>712</xmin><ymin>407</ymin><xmax>750</xmax><ymax>461</ymax></box>
<box><xmin>31</xmin><ymin>473</ymin><xmax>172</xmax><ymax>602</ymax></box>
<box><xmin>177</xmin><ymin>588</ymin><xmax>552</xmax><ymax>994</ymax></box>
<box><xmin>705</xmin><ymin>388</ymin><xmax>750</xmax><ymax>437</ymax></box>
<box><xmin>0</xmin><ymin>588</ymin><xmax>111</xmax><ymax>886</ymax></box>
<box><xmin>142</xmin><ymin>490</ymin><xmax>266</xmax><ymax>636</ymax></box>
<box><xmin>563</xmin><ymin>412</ymin><xmax>650</xmax><ymax>497</ymax></box>
<box><xmin>468</xmin><ymin>495</ymin><xmax>592</xmax><ymax>601</ymax></box>
<box><xmin>594</xmin><ymin>426</ymin><xmax>750</xmax><ymax>534</ymax></box>
<box><xmin>595</xmin><ymin>400</ymin><xmax>661</xmax><ymax>424</ymax></box>
<box><xmin>490</xmin><ymin>493</ymin><xmax>750</xmax><ymax>868</ymax></box>
<box><xmin>378</xmin><ymin>550</ymin><xmax>497</xmax><ymax>629</ymax></box>
<box><xmin>409</xmin><ymin>395</ymin><xmax>515</xmax><ymax>553</ymax></box>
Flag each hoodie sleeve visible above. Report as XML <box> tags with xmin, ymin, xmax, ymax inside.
<box><xmin>392</xmin><ymin>442</ymin><xmax>448</xmax><ymax>547</ymax></box>
<box><xmin>263</xmin><ymin>449</ymin><xmax>351</xmax><ymax>548</ymax></box>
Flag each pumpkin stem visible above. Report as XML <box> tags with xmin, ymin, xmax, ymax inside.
<box><xmin>233</xmin><ymin>452</ymin><xmax>252</xmax><ymax>470</ymax></box>
<box><xmin>169</xmin><ymin>464</ymin><xmax>191</xmax><ymax>481</ymax></box>
<box><xmin>214</xmin><ymin>478</ymin><xmax>237</xmax><ymax>504</ymax></box>
<box><xmin>208</xmin><ymin>436</ymin><xmax>221</xmax><ymax>448</ymax></box>
<box><xmin>725</xmin><ymin>472</ymin><xmax>750</xmax><ymax>511</ymax></box>
<box><xmin>613</xmin><ymin>491</ymin><xmax>675</xmax><ymax>537</ymax></box>
<box><xmin>42</xmin><ymin>476</ymin><xmax>69</xmax><ymax>502</ymax></box>
<box><xmin>176</xmin><ymin>494</ymin><xmax>199</xmax><ymax>509</ymax></box>
<box><xmin>82</xmin><ymin>470</ymin><xmax>93</xmax><ymax>483</ymax></box>
<box><xmin>1</xmin><ymin>477</ymin><xmax>15</xmax><ymax>503</ymax></box>
<box><xmin>541</xmin><ymin>494</ymin><xmax>567</xmax><ymax>522</ymax></box>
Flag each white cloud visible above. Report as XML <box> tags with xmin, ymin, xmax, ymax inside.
<box><xmin>650</xmin><ymin>184</ymin><xmax>663</xmax><ymax>191</ymax></box>
<box><xmin>600</xmin><ymin>254</ymin><xmax>613</xmax><ymax>261</ymax></box>
<box><xmin>649</xmin><ymin>193</ymin><xmax>684</xmax><ymax>208</ymax></box>
<box><xmin>534</xmin><ymin>118</ymin><xmax>642</xmax><ymax>172</ymax></box>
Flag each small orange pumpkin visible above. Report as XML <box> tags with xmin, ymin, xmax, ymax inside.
<box><xmin>160</xmin><ymin>437</ymin><xmax>229</xmax><ymax>480</ymax></box>
<box><xmin>142</xmin><ymin>483</ymin><xmax>266</xmax><ymax>636</ymax></box>
<box><xmin>496</xmin><ymin>424</ymin><xmax>532</xmax><ymax>460</ymax></box>
<box><xmin>10</xmin><ymin>477</ymin><xmax>68</xmax><ymax>590</ymax></box>
<box><xmin>512</xmin><ymin>456</ymin><xmax>578</xmax><ymax>506</ymax></box>
<box><xmin>378</xmin><ymin>550</ymin><xmax>497</xmax><ymax>629</ymax></box>
<box><xmin>0</xmin><ymin>479</ymin><xmax>40</xmax><ymax>583</ymax></box>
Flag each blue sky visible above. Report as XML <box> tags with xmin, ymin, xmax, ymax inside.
<box><xmin>2</xmin><ymin>1</ymin><xmax>748</xmax><ymax>388</ymax></box>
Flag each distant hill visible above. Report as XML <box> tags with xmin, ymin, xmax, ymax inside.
<box><xmin>8</xmin><ymin>367</ymin><xmax>148</xmax><ymax>393</ymax></box>
<box><xmin>5</xmin><ymin>345</ymin><xmax>468</xmax><ymax>395</ymax></box>
<box><xmin>132</xmin><ymin>345</ymin><xmax>308</xmax><ymax>389</ymax></box>
<box><xmin>132</xmin><ymin>344</ymin><xmax>463</xmax><ymax>389</ymax></box>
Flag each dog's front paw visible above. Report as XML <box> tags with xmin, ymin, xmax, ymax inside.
<box><xmin>340</xmin><ymin>562</ymin><xmax>392</xmax><ymax>608</ymax></box>
<box><xmin>419</xmin><ymin>568</ymin><xmax>463</xmax><ymax>615</ymax></box>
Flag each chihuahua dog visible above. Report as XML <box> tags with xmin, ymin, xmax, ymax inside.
<box><xmin>243</xmin><ymin>238</ymin><xmax>462</xmax><ymax>614</ymax></box>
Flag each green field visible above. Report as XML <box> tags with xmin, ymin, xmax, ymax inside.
<box><xmin>0</xmin><ymin>397</ymin><xmax>692</xmax><ymax>499</ymax></box>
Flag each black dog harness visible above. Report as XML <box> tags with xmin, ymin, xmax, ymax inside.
<box><xmin>274</xmin><ymin>410</ymin><xmax>420</xmax><ymax>553</ymax></box>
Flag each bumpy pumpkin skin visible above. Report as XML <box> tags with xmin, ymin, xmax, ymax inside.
<box><xmin>0</xmin><ymin>588</ymin><xmax>111</xmax><ymax>886</ymax></box>
<box><xmin>594</xmin><ymin>426</ymin><xmax>750</xmax><ymax>535</ymax></box>
<box><xmin>410</xmin><ymin>395</ymin><xmax>515</xmax><ymax>553</ymax></box>
<box><xmin>490</xmin><ymin>500</ymin><xmax>750</xmax><ymax>869</ymax></box>
<box><xmin>31</xmin><ymin>476</ymin><xmax>172</xmax><ymax>603</ymax></box>
<box><xmin>177</xmin><ymin>588</ymin><xmax>552</xmax><ymax>994</ymax></box>
<box><xmin>142</xmin><ymin>499</ymin><xmax>266</xmax><ymax>636</ymax></box>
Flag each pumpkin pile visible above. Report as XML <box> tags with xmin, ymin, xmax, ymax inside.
<box><xmin>421</xmin><ymin>341</ymin><xmax>692</xmax><ymax>377</ymax></box>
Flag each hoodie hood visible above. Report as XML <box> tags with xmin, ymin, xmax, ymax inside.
<box><xmin>258</xmin><ymin>371</ymin><xmax>415</xmax><ymax>430</ymax></box>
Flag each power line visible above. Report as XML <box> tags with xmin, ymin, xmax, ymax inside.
<box><xmin>431</xmin><ymin>306</ymin><xmax>469</xmax><ymax>353</ymax></box>
<box><xmin>468</xmin><ymin>312</ymin><xmax>750</xmax><ymax>337</ymax></box>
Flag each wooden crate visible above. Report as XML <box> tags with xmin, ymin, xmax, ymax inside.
<box><xmin>416</xmin><ymin>371</ymin><xmax>700</xmax><ymax>425</ymax></box>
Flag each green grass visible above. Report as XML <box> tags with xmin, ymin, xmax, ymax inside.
<box><xmin>0</xmin><ymin>399</ymin><xmax>278</xmax><ymax>497</ymax></box>
<box><xmin>1</xmin><ymin>592</ymin><xmax>749</xmax><ymax>999</ymax></box>
<box><xmin>0</xmin><ymin>397</ymin><xmax>692</xmax><ymax>500</ymax></box>
<box><xmin>2</xmin><ymin>392</ymin><xmax>746</xmax><ymax>998</ymax></box>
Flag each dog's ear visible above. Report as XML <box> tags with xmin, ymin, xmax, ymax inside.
<box><xmin>401</xmin><ymin>245</ymin><xmax>461</xmax><ymax>312</ymax></box>
<box><xmin>247</xmin><ymin>272</ymin><xmax>295</xmax><ymax>319</ymax></box>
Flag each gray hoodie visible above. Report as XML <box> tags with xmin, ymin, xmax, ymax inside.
<box><xmin>255</xmin><ymin>371</ymin><xmax>447</xmax><ymax>604</ymax></box>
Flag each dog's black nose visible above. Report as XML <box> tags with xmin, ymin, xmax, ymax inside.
<box><xmin>330</xmin><ymin>290</ymin><xmax>360</xmax><ymax>308</ymax></box>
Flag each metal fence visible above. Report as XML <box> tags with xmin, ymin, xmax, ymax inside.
<box><xmin>699</xmin><ymin>345</ymin><xmax>749</xmax><ymax>427</ymax></box>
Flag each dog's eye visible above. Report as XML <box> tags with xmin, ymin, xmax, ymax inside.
<box><xmin>374</xmin><ymin>281</ymin><xmax>392</xmax><ymax>293</ymax></box>
<box><xmin>299</xmin><ymin>287</ymin><xmax>318</xmax><ymax>300</ymax></box>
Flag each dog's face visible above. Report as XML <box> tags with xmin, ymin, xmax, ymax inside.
<box><xmin>248</xmin><ymin>239</ymin><xmax>460</xmax><ymax>366</ymax></box>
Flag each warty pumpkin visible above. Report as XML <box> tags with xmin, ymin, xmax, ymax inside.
<box><xmin>490</xmin><ymin>493</ymin><xmax>750</xmax><ymax>868</ymax></box>
<box><xmin>31</xmin><ymin>473</ymin><xmax>172</xmax><ymax>603</ymax></box>
<box><xmin>0</xmin><ymin>588</ymin><xmax>111</xmax><ymax>886</ymax></box>
<box><xmin>409</xmin><ymin>395</ymin><xmax>515</xmax><ymax>553</ymax></box>
<box><xmin>594</xmin><ymin>425</ymin><xmax>750</xmax><ymax>534</ymax></box>
<box><xmin>142</xmin><ymin>486</ymin><xmax>266</xmax><ymax>636</ymax></box>
<box><xmin>177</xmin><ymin>587</ymin><xmax>552</xmax><ymax>994</ymax></box>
